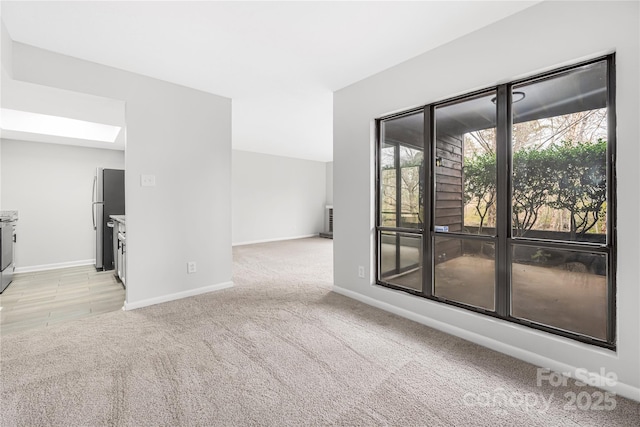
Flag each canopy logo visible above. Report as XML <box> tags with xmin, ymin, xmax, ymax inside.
<box><xmin>536</xmin><ymin>367</ymin><xmax>617</xmax><ymax>411</ymax></box>
<box><xmin>462</xmin><ymin>388</ymin><xmax>553</xmax><ymax>414</ymax></box>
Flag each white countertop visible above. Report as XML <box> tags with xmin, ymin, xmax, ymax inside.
<box><xmin>109</xmin><ymin>215</ymin><xmax>125</xmax><ymax>224</ymax></box>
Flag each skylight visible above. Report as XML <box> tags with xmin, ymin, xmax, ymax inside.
<box><xmin>0</xmin><ymin>108</ymin><xmax>121</xmax><ymax>142</ymax></box>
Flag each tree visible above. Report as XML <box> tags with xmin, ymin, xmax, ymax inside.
<box><xmin>462</xmin><ymin>107</ymin><xmax>607</xmax><ymax>237</ymax></box>
<box><xmin>512</xmin><ymin>148</ymin><xmax>556</xmax><ymax>237</ymax></box>
<box><xmin>463</xmin><ymin>140</ymin><xmax>607</xmax><ymax>240</ymax></box>
<box><xmin>463</xmin><ymin>153</ymin><xmax>496</xmax><ymax>234</ymax></box>
<box><xmin>548</xmin><ymin>139</ymin><xmax>607</xmax><ymax>240</ymax></box>
<box><xmin>399</xmin><ymin>146</ymin><xmax>423</xmax><ymax>227</ymax></box>
<box><xmin>380</xmin><ymin>144</ymin><xmax>424</xmax><ymax>228</ymax></box>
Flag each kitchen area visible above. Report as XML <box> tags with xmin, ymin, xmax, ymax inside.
<box><xmin>0</xmin><ymin>162</ymin><xmax>127</xmax><ymax>335</ymax></box>
<box><xmin>0</xmin><ymin>210</ymin><xmax>18</xmax><ymax>294</ymax></box>
<box><xmin>0</xmin><ymin>76</ymin><xmax>128</xmax><ymax>334</ymax></box>
<box><xmin>93</xmin><ymin>167</ymin><xmax>126</xmax><ymax>286</ymax></box>
<box><xmin>109</xmin><ymin>215</ymin><xmax>126</xmax><ymax>286</ymax></box>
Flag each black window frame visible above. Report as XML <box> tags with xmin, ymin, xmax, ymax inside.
<box><xmin>375</xmin><ymin>54</ymin><xmax>616</xmax><ymax>349</ymax></box>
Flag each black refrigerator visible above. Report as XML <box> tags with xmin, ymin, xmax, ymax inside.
<box><xmin>92</xmin><ymin>168</ymin><xmax>125</xmax><ymax>271</ymax></box>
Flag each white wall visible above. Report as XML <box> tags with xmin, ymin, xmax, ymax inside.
<box><xmin>232</xmin><ymin>149</ymin><xmax>326</xmax><ymax>245</ymax></box>
<box><xmin>1</xmin><ymin>21</ymin><xmax>13</xmax><ymax>78</ymax></box>
<box><xmin>1</xmin><ymin>22</ymin><xmax>14</xmax><ymax>204</ymax></box>
<box><xmin>1</xmin><ymin>139</ymin><xmax>124</xmax><ymax>270</ymax></box>
<box><xmin>333</xmin><ymin>1</ymin><xmax>640</xmax><ymax>400</ymax></box>
<box><xmin>325</xmin><ymin>161</ymin><xmax>333</xmax><ymax>205</ymax></box>
<box><xmin>5</xmin><ymin>40</ymin><xmax>232</xmax><ymax>308</ymax></box>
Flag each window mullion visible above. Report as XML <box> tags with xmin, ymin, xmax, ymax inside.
<box><xmin>394</xmin><ymin>143</ymin><xmax>401</xmax><ymax>273</ymax></box>
<box><xmin>422</xmin><ymin>105</ymin><xmax>434</xmax><ymax>298</ymax></box>
<box><xmin>495</xmin><ymin>84</ymin><xmax>511</xmax><ymax>317</ymax></box>
<box><xmin>606</xmin><ymin>55</ymin><xmax>617</xmax><ymax>344</ymax></box>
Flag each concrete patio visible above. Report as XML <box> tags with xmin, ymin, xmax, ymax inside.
<box><xmin>381</xmin><ymin>247</ymin><xmax>607</xmax><ymax>340</ymax></box>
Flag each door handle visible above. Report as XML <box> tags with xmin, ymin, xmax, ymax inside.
<box><xmin>92</xmin><ymin>201</ymin><xmax>103</xmax><ymax>230</ymax></box>
<box><xmin>92</xmin><ymin>176</ymin><xmax>97</xmax><ymax>230</ymax></box>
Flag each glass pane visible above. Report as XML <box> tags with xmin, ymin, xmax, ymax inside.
<box><xmin>380</xmin><ymin>112</ymin><xmax>424</xmax><ymax>229</ymax></box>
<box><xmin>511</xmin><ymin>246</ymin><xmax>607</xmax><ymax>340</ymax></box>
<box><xmin>379</xmin><ymin>231</ymin><xmax>422</xmax><ymax>292</ymax></box>
<box><xmin>512</xmin><ymin>61</ymin><xmax>607</xmax><ymax>243</ymax></box>
<box><xmin>400</xmin><ymin>146</ymin><xmax>423</xmax><ymax>228</ymax></box>
<box><xmin>433</xmin><ymin>236</ymin><xmax>495</xmax><ymax>310</ymax></box>
<box><xmin>380</xmin><ymin>142</ymin><xmax>397</xmax><ymax>227</ymax></box>
<box><xmin>435</xmin><ymin>92</ymin><xmax>497</xmax><ymax>235</ymax></box>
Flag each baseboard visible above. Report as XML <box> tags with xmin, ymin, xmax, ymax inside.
<box><xmin>332</xmin><ymin>285</ymin><xmax>640</xmax><ymax>403</ymax></box>
<box><xmin>15</xmin><ymin>259</ymin><xmax>95</xmax><ymax>274</ymax></box>
<box><xmin>232</xmin><ymin>234</ymin><xmax>318</xmax><ymax>247</ymax></box>
<box><xmin>123</xmin><ymin>281</ymin><xmax>234</xmax><ymax>310</ymax></box>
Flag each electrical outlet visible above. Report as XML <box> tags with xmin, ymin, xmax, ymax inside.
<box><xmin>187</xmin><ymin>261</ymin><xmax>197</xmax><ymax>274</ymax></box>
<box><xmin>358</xmin><ymin>266</ymin><xmax>365</xmax><ymax>278</ymax></box>
<box><xmin>140</xmin><ymin>174</ymin><xmax>156</xmax><ymax>187</ymax></box>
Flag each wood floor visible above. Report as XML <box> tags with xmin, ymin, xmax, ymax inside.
<box><xmin>0</xmin><ymin>265</ymin><xmax>125</xmax><ymax>335</ymax></box>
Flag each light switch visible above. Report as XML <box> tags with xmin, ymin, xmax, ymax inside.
<box><xmin>140</xmin><ymin>174</ymin><xmax>156</xmax><ymax>187</ymax></box>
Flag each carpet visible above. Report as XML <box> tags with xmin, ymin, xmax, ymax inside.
<box><xmin>1</xmin><ymin>237</ymin><xmax>638</xmax><ymax>425</ymax></box>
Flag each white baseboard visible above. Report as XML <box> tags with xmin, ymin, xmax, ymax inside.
<box><xmin>15</xmin><ymin>259</ymin><xmax>95</xmax><ymax>274</ymax></box>
<box><xmin>123</xmin><ymin>281</ymin><xmax>234</xmax><ymax>310</ymax></box>
<box><xmin>232</xmin><ymin>234</ymin><xmax>318</xmax><ymax>247</ymax></box>
<box><xmin>332</xmin><ymin>285</ymin><xmax>640</xmax><ymax>403</ymax></box>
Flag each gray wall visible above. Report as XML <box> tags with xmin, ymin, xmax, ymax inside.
<box><xmin>232</xmin><ymin>150</ymin><xmax>326</xmax><ymax>245</ymax></box>
<box><xmin>6</xmin><ymin>40</ymin><xmax>232</xmax><ymax>308</ymax></box>
<box><xmin>1</xmin><ymin>139</ymin><xmax>125</xmax><ymax>270</ymax></box>
<box><xmin>325</xmin><ymin>161</ymin><xmax>333</xmax><ymax>205</ymax></box>
<box><xmin>333</xmin><ymin>1</ymin><xmax>639</xmax><ymax>398</ymax></box>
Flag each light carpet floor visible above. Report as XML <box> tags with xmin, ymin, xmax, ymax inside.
<box><xmin>1</xmin><ymin>237</ymin><xmax>638</xmax><ymax>426</ymax></box>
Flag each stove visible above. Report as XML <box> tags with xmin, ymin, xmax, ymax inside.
<box><xmin>0</xmin><ymin>210</ymin><xmax>18</xmax><ymax>293</ymax></box>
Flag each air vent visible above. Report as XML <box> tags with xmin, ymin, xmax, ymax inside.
<box><xmin>320</xmin><ymin>205</ymin><xmax>333</xmax><ymax>239</ymax></box>
<box><xmin>329</xmin><ymin>208</ymin><xmax>333</xmax><ymax>232</ymax></box>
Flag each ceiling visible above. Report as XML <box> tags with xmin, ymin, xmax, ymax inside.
<box><xmin>0</xmin><ymin>1</ymin><xmax>541</xmax><ymax>161</ymax></box>
<box><xmin>383</xmin><ymin>59</ymin><xmax>608</xmax><ymax>144</ymax></box>
<box><xmin>1</xmin><ymin>76</ymin><xmax>126</xmax><ymax>150</ymax></box>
